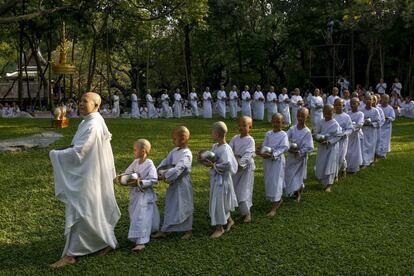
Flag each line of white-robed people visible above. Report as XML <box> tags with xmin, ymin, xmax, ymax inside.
<box><xmin>49</xmin><ymin>89</ymin><xmax>397</xmax><ymax>268</ymax></box>
<box><xmin>113</xmin><ymin>83</ymin><xmax>414</xmax><ymax>121</ymax></box>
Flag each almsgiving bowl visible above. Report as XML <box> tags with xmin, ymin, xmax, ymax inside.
<box><xmin>314</xmin><ymin>134</ymin><xmax>326</xmax><ymax>142</ymax></box>
<box><xmin>157</xmin><ymin>165</ymin><xmax>174</xmax><ymax>178</ymax></box>
<box><xmin>289</xmin><ymin>142</ymin><xmax>299</xmax><ymax>152</ymax></box>
<box><xmin>260</xmin><ymin>146</ymin><xmax>273</xmax><ymax>154</ymax></box>
<box><xmin>120</xmin><ymin>173</ymin><xmax>138</xmax><ymax>185</ymax></box>
<box><xmin>198</xmin><ymin>150</ymin><xmax>217</xmax><ymax>163</ymax></box>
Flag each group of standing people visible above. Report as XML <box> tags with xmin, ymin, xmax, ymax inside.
<box><xmin>49</xmin><ymin>83</ymin><xmax>401</xmax><ymax>267</ymax></box>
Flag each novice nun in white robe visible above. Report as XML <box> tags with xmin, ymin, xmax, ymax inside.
<box><xmin>346</xmin><ymin>103</ymin><xmax>364</xmax><ymax>173</ymax></box>
<box><xmin>360</xmin><ymin>98</ymin><xmax>381</xmax><ymax>166</ymax></box>
<box><xmin>314</xmin><ymin>110</ymin><xmax>342</xmax><ymax>188</ymax></box>
<box><xmin>217</xmin><ymin>88</ymin><xmax>227</xmax><ymax>119</ymax></box>
<box><xmin>50</xmin><ymin>93</ymin><xmax>120</xmax><ymax>265</ymax></box>
<box><xmin>124</xmin><ymin>156</ymin><xmax>160</xmax><ymax>246</ymax></box>
<box><xmin>189</xmin><ymin>89</ymin><xmax>199</xmax><ymax>117</ymax></box>
<box><xmin>173</xmin><ymin>90</ymin><xmax>183</xmax><ymax>118</ymax></box>
<box><xmin>262</xmin><ymin>127</ymin><xmax>289</xmax><ymax>202</ymax></box>
<box><xmin>285</xmin><ymin>123</ymin><xmax>314</xmax><ymax>196</ymax></box>
<box><xmin>241</xmin><ymin>87</ymin><xmax>252</xmax><ymax>117</ymax></box>
<box><xmin>130</xmin><ymin>92</ymin><xmax>140</xmax><ymax>118</ymax></box>
<box><xmin>112</xmin><ymin>93</ymin><xmax>120</xmax><ymax>117</ymax></box>
<box><xmin>161</xmin><ymin>91</ymin><xmax>172</xmax><ymax>118</ymax></box>
<box><xmin>378</xmin><ymin>102</ymin><xmax>395</xmax><ymax>158</ymax></box>
<box><xmin>333</xmin><ymin>100</ymin><xmax>353</xmax><ymax>174</ymax></box>
<box><xmin>266</xmin><ymin>87</ymin><xmax>278</xmax><ymax>122</ymax></box>
<box><xmin>253</xmin><ymin>88</ymin><xmax>265</xmax><ymax>120</ymax></box>
<box><xmin>278</xmin><ymin>88</ymin><xmax>291</xmax><ymax>125</ymax></box>
<box><xmin>290</xmin><ymin>89</ymin><xmax>303</xmax><ymax>125</ymax></box>
<box><xmin>229</xmin><ymin>87</ymin><xmax>238</xmax><ymax>119</ymax></box>
<box><xmin>203</xmin><ymin>89</ymin><xmax>213</xmax><ymax>118</ymax></box>
<box><xmin>229</xmin><ymin>132</ymin><xmax>256</xmax><ymax>218</ymax></box>
<box><xmin>158</xmin><ymin>147</ymin><xmax>194</xmax><ymax>232</ymax></box>
<box><xmin>209</xmin><ymin>143</ymin><xmax>238</xmax><ymax>226</ymax></box>
<box><xmin>310</xmin><ymin>90</ymin><xmax>324</xmax><ymax>127</ymax></box>
<box><xmin>146</xmin><ymin>91</ymin><xmax>158</xmax><ymax>118</ymax></box>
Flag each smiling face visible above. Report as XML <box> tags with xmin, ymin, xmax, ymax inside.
<box><xmin>350</xmin><ymin>97</ymin><xmax>360</xmax><ymax>112</ymax></box>
<box><xmin>365</xmin><ymin>95</ymin><xmax>373</xmax><ymax>108</ymax></box>
<box><xmin>334</xmin><ymin>99</ymin><xmax>344</xmax><ymax>114</ymax></box>
<box><xmin>238</xmin><ymin>117</ymin><xmax>252</xmax><ymax>137</ymax></box>
<box><xmin>173</xmin><ymin>129</ymin><xmax>189</xmax><ymax>148</ymax></box>
<box><xmin>79</xmin><ymin>93</ymin><xmax>100</xmax><ymax>116</ymax></box>
<box><xmin>297</xmin><ymin>108</ymin><xmax>309</xmax><ymax>126</ymax></box>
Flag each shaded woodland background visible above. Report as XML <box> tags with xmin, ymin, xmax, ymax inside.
<box><xmin>0</xmin><ymin>0</ymin><xmax>413</xmax><ymax>108</ymax></box>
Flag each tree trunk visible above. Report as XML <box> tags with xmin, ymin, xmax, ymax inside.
<box><xmin>69</xmin><ymin>32</ymin><xmax>76</xmax><ymax>99</ymax></box>
<box><xmin>365</xmin><ymin>40</ymin><xmax>375</xmax><ymax>88</ymax></box>
<box><xmin>86</xmin><ymin>25</ymin><xmax>97</xmax><ymax>91</ymax></box>
<box><xmin>18</xmin><ymin>2</ymin><xmax>24</xmax><ymax>108</ymax></box>
<box><xmin>183</xmin><ymin>24</ymin><xmax>192</xmax><ymax>93</ymax></box>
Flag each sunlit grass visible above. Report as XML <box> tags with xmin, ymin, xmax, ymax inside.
<box><xmin>0</xmin><ymin>117</ymin><xmax>413</xmax><ymax>274</ymax></box>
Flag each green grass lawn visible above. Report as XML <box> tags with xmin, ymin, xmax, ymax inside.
<box><xmin>0</xmin><ymin>116</ymin><xmax>413</xmax><ymax>274</ymax></box>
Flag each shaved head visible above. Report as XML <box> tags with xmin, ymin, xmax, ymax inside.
<box><xmin>85</xmin><ymin>92</ymin><xmax>101</xmax><ymax>107</ymax></box>
<box><xmin>239</xmin><ymin>116</ymin><xmax>253</xmax><ymax>126</ymax></box>
<box><xmin>212</xmin><ymin>121</ymin><xmax>228</xmax><ymax>138</ymax></box>
<box><xmin>175</xmin><ymin>126</ymin><xmax>190</xmax><ymax>139</ymax></box>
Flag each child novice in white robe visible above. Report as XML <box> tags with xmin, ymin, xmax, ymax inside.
<box><xmin>257</xmin><ymin>113</ymin><xmax>289</xmax><ymax>217</ymax></box>
<box><xmin>278</xmin><ymin>88</ymin><xmax>291</xmax><ymax>126</ymax></box>
<box><xmin>241</xmin><ymin>86</ymin><xmax>252</xmax><ymax>117</ymax></box>
<box><xmin>153</xmin><ymin>126</ymin><xmax>194</xmax><ymax>240</ymax></box>
<box><xmin>161</xmin><ymin>91</ymin><xmax>172</xmax><ymax>118</ymax></box>
<box><xmin>290</xmin><ymin>88</ymin><xmax>304</xmax><ymax>125</ymax></box>
<box><xmin>229</xmin><ymin>116</ymin><xmax>256</xmax><ymax>223</ymax></box>
<box><xmin>203</xmin><ymin>88</ymin><xmax>213</xmax><ymax>118</ymax></box>
<box><xmin>200</xmin><ymin>121</ymin><xmax>238</xmax><ymax>239</ymax></box>
<box><xmin>173</xmin><ymin>90</ymin><xmax>183</xmax><ymax>118</ymax></box>
<box><xmin>346</xmin><ymin>98</ymin><xmax>364</xmax><ymax>173</ymax></box>
<box><xmin>189</xmin><ymin>89</ymin><xmax>199</xmax><ymax>117</ymax></box>
<box><xmin>253</xmin><ymin>85</ymin><xmax>265</xmax><ymax>120</ymax></box>
<box><xmin>314</xmin><ymin>105</ymin><xmax>342</xmax><ymax>192</ymax></box>
<box><xmin>310</xmin><ymin>89</ymin><xmax>324</xmax><ymax>127</ymax></box>
<box><xmin>217</xmin><ymin>86</ymin><xmax>227</xmax><ymax>119</ymax></box>
<box><xmin>266</xmin><ymin>86</ymin><xmax>278</xmax><ymax>123</ymax></box>
<box><xmin>377</xmin><ymin>95</ymin><xmax>396</xmax><ymax>158</ymax></box>
<box><xmin>285</xmin><ymin>108</ymin><xmax>314</xmax><ymax>202</ymax></box>
<box><xmin>229</xmin><ymin>86</ymin><xmax>238</xmax><ymax>119</ymax></box>
<box><xmin>360</xmin><ymin>95</ymin><xmax>381</xmax><ymax>167</ymax></box>
<box><xmin>120</xmin><ymin>139</ymin><xmax>160</xmax><ymax>252</ymax></box>
<box><xmin>333</xmin><ymin>98</ymin><xmax>353</xmax><ymax>178</ymax></box>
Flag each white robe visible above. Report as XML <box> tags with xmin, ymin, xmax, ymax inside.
<box><xmin>310</xmin><ymin>96</ymin><xmax>324</xmax><ymax>127</ymax></box>
<box><xmin>343</xmin><ymin>98</ymin><xmax>351</xmax><ymax>113</ymax></box>
<box><xmin>333</xmin><ymin>112</ymin><xmax>353</xmax><ymax>172</ymax></box>
<box><xmin>376</xmin><ymin>106</ymin><xmax>385</xmax><ymax>155</ymax></box>
<box><xmin>377</xmin><ymin>105</ymin><xmax>395</xmax><ymax>157</ymax></box>
<box><xmin>189</xmin><ymin>92</ymin><xmax>199</xmax><ymax>117</ymax></box>
<box><xmin>158</xmin><ymin>148</ymin><xmax>194</xmax><ymax>232</ymax></box>
<box><xmin>49</xmin><ymin>112</ymin><xmax>120</xmax><ymax>257</ymax></box>
<box><xmin>290</xmin><ymin>95</ymin><xmax>303</xmax><ymax>125</ymax></box>
<box><xmin>146</xmin><ymin>94</ymin><xmax>158</xmax><ymax>118</ymax></box>
<box><xmin>346</xmin><ymin>111</ymin><xmax>364</xmax><ymax>173</ymax></box>
<box><xmin>262</xmin><ymin>130</ymin><xmax>289</xmax><ymax>202</ymax></box>
<box><xmin>217</xmin><ymin>90</ymin><xmax>227</xmax><ymax>118</ymax></box>
<box><xmin>278</xmin><ymin>94</ymin><xmax>291</xmax><ymax>125</ymax></box>
<box><xmin>161</xmin><ymin>94</ymin><xmax>172</xmax><ymax>118</ymax></box>
<box><xmin>229</xmin><ymin>135</ymin><xmax>255</xmax><ymax>215</ymax></box>
<box><xmin>376</xmin><ymin>83</ymin><xmax>387</xmax><ymax>94</ymax></box>
<box><xmin>327</xmin><ymin>95</ymin><xmax>339</xmax><ymax>106</ymax></box>
<box><xmin>173</xmin><ymin>93</ymin><xmax>182</xmax><ymax>118</ymax></box>
<box><xmin>266</xmin><ymin>92</ymin><xmax>278</xmax><ymax>122</ymax></box>
<box><xmin>401</xmin><ymin>101</ymin><xmax>414</xmax><ymax>118</ymax></box>
<box><xmin>209</xmin><ymin>143</ymin><xmax>238</xmax><ymax>226</ymax></box>
<box><xmin>314</xmin><ymin>119</ymin><xmax>342</xmax><ymax>186</ymax></box>
<box><xmin>241</xmin><ymin>91</ymin><xmax>252</xmax><ymax>117</ymax></box>
<box><xmin>285</xmin><ymin>126</ymin><xmax>314</xmax><ymax>196</ymax></box>
<box><xmin>125</xmin><ymin>159</ymin><xmax>159</xmax><ymax>245</ymax></box>
<box><xmin>392</xmin><ymin>82</ymin><xmax>402</xmax><ymax>95</ymax></box>
<box><xmin>360</xmin><ymin>107</ymin><xmax>381</xmax><ymax>166</ymax></box>
<box><xmin>253</xmin><ymin>91</ymin><xmax>265</xmax><ymax>120</ymax></box>
<box><xmin>112</xmin><ymin>95</ymin><xmax>120</xmax><ymax>117</ymax></box>
<box><xmin>203</xmin><ymin>92</ymin><xmax>213</xmax><ymax>118</ymax></box>
<box><xmin>229</xmin><ymin>90</ymin><xmax>238</xmax><ymax>119</ymax></box>
<box><xmin>130</xmin><ymin>93</ymin><xmax>140</xmax><ymax>118</ymax></box>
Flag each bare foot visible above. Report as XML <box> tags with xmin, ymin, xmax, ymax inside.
<box><xmin>266</xmin><ymin>210</ymin><xmax>277</xmax><ymax>217</ymax></box>
<box><xmin>181</xmin><ymin>231</ymin><xmax>193</xmax><ymax>240</ymax></box>
<box><xmin>211</xmin><ymin>228</ymin><xmax>225</xmax><ymax>239</ymax></box>
<box><xmin>151</xmin><ymin>231</ymin><xmax>167</xmax><ymax>239</ymax></box>
<box><xmin>295</xmin><ymin>192</ymin><xmax>301</xmax><ymax>203</ymax></box>
<box><xmin>226</xmin><ymin>217</ymin><xmax>235</xmax><ymax>231</ymax></box>
<box><xmin>50</xmin><ymin>256</ymin><xmax>77</xmax><ymax>268</ymax></box>
<box><xmin>132</xmin><ymin>244</ymin><xmax>145</xmax><ymax>252</ymax></box>
<box><xmin>243</xmin><ymin>213</ymin><xmax>252</xmax><ymax>223</ymax></box>
<box><xmin>98</xmin><ymin>246</ymin><xmax>113</xmax><ymax>256</ymax></box>
<box><xmin>325</xmin><ymin>186</ymin><xmax>332</xmax><ymax>193</ymax></box>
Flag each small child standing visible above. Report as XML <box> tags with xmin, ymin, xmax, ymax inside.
<box><xmin>152</xmin><ymin>126</ymin><xmax>194</xmax><ymax>240</ymax></box>
<box><xmin>285</xmin><ymin>108</ymin><xmax>314</xmax><ymax>202</ymax></box>
<box><xmin>229</xmin><ymin>116</ymin><xmax>256</xmax><ymax>223</ymax></box>
<box><xmin>256</xmin><ymin>113</ymin><xmax>289</xmax><ymax>217</ymax></box>
<box><xmin>201</xmin><ymin>121</ymin><xmax>238</xmax><ymax>239</ymax></box>
<box><xmin>314</xmin><ymin>105</ymin><xmax>342</xmax><ymax>192</ymax></box>
<box><xmin>119</xmin><ymin>139</ymin><xmax>160</xmax><ymax>252</ymax></box>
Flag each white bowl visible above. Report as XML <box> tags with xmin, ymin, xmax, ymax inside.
<box><xmin>198</xmin><ymin>150</ymin><xmax>217</xmax><ymax>163</ymax></box>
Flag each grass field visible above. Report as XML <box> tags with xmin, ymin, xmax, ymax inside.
<box><xmin>0</xmin><ymin>116</ymin><xmax>413</xmax><ymax>275</ymax></box>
